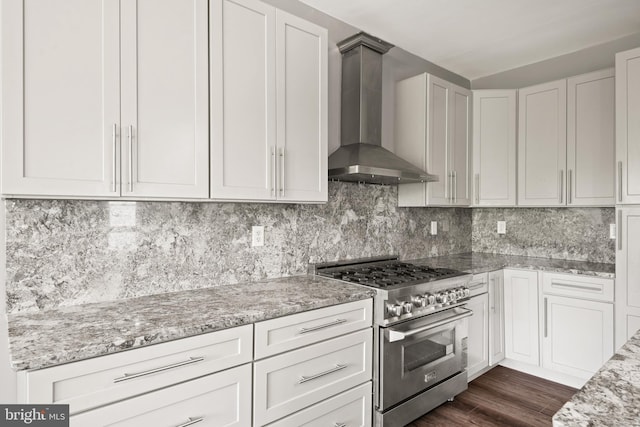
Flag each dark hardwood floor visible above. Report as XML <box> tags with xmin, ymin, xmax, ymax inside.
<box><xmin>405</xmin><ymin>366</ymin><xmax>577</xmax><ymax>427</ymax></box>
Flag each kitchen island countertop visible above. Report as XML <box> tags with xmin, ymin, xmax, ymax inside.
<box><xmin>408</xmin><ymin>252</ymin><xmax>615</xmax><ymax>278</ymax></box>
<box><xmin>7</xmin><ymin>275</ymin><xmax>375</xmax><ymax>371</ymax></box>
<box><xmin>552</xmin><ymin>329</ymin><xmax>640</xmax><ymax>426</ymax></box>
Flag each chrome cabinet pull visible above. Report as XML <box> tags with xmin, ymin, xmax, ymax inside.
<box><xmin>475</xmin><ymin>173</ymin><xmax>480</xmax><ymax>205</ymax></box>
<box><xmin>112</xmin><ymin>124</ymin><xmax>117</xmax><ymax>193</ymax></box>
<box><xmin>299</xmin><ymin>319</ymin><xmax>347</xmax><ymax>334</ymax></box>
<box><xmin>128</xmin><ymin>125</ymin><xmax>134</xmax><ymax>193</ymax></box>
<box><xmin>469</xmin><ymin>282</ymin><xmax>486</xmax><ymax>290</ymax></box>
<box><xmin>279</xmin><ymin>148</ymin><xmax>285</xmax><ymax>197</ymax></box>
<box><xmin>550</xmin><ymin>281</ymin><xmax>601</xmax><ymax>292</ymax></box>
<box><xmin>453</xmin><ymin>170</ymin><xmax>457</xmax><ymax>203</ymax></box>
<box><xmin>299</xmin><ymin>364</ymin><xmax>347</xmax><ymax>384</ymax></box>
<box><xmin>270</xmin><ymin>146</ymin><xmax>276</xmax><ymax>196</ymax></box>
<box><xmin>113</xmin><ymin>356</ymin><xmax>205</xmax><ymax>383</ymax></box>
<box><xmin>175</xmin><ymin>417</ymin><xmax>204</xmax><ymax>427</ymax></box>
<box><xmin>568</xmin><ymin>169</ymin><xmax>572</xmax><ymax>204</ymax></box>
<box><xmin>334</xmin><ymin>423</ymin><xmax>347</xmax><ymax>427</ymax></box>
<box><xmin>618</xmin><ymin>210</ymin><xmax>623</xmax><ymax>251</ymax></box>
<box><xmin>489</xmin><ymin>277</ymin><xmax>495</xmax><ymax>311</ymax></box>
<box><xmin>559</xmin><ymin>170</ymin><xmax>564</xmax><ymax>204</ymax></box>
<box><xmin>544</xmin><ymin>297</ymin><xmax>548</xmax><ymax>338</ymax></box>
<box><xmin>619</xmin><ymin>161</ymin><xmax>623</xmax><ymax>202</ymax></box>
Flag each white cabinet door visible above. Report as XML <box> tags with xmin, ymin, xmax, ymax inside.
<box><xmin>426</xmin><ymin>75</ymin><xmax>451</xmax><ymax>206</ymax></box>
<box><xmin>518</xmin><ymin>80</ymin><xmax>567</xmax><ymax>206</ymax></box>
<box><xmin>450</xmin><ymin>85</ymin><xmax>471</xmax><ymax>206</ymax></box>
<box><xmin>120</xmin><ymin>0</ymin><xmax>209</xmax><ymax>199</ymax></box>
<box><xmin>210</xmin><ymin>0</ymin><xmax>276</xmax><ymax>200</ymax></box>
<box><xmin>275</xmin><ymin>10</ymin><xmax>328</xmax><ymax>203</ymax></box>
<box><xmin>567</xmin><ymin>69</ymin><xmax>615</xmax><ymax>206</ymax></box>
<box><xmin>503</xmin><ymin>269</ymin><xmax>539</xmax><ymax>365</ymax></box>
<box><xmin>615</xmin><ymin>207</ymin><xmax>640</xmax><ymax>348</ymax></box>
<box><xmin>542</xmin><ymin>295</ymin><xmax>613</xmax><ymax>379</ymax></box>
<box><xmin>472</xmin><ymin>90</ymin><xmax>517</xmax><ymax>206</ymax></box>
<box><xmin>616</xmin><ymin>47</ymin><xmax>640</xmax><ymax>204</ymax></box>
<box><xmin>489</xmin><ymin>270</ymin><xmax>505</xmax><ymax>365</ymax></box>
<box><xmin>1</xmin><ymin>0</ymin><xmax>120</xmax><ymax>197</ymax></box>
<box><xmin>466</xmin><ymin>293</ymin><xmax>489</xmax><ymax>380</ymax></box>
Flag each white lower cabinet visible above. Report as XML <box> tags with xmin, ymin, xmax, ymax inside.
<box><xmin>466</xmin><ymin>293</ymin><xmax>489</xmax><ymax>379</ymax></box>
<box><xmin>253</xmin><ymin>329</ymin><xmax>372</xmax><ymax>426</ymax></box>
<box><xmin>488</xmin><ymin>270</ymin><xmax>505</xmax><ymax>365</ymax></box>
<box><xmin>267</xmin><ymin>382</ymin><xmax>372</xmax><ymax>427</ymax></box>
<box><xmin>616</xmin><ymin>207</ymin><xmax>640</xmax><ymax>348</ymax></box>
<box><xmin>71</xmin><ymin>364</ymin><xmax>252</xmax><ymax>427</ymax></box>
<box><xmin>503</xmin><ymin>269</ymin><xmax>540</xmax><ymax>365</ymax></box>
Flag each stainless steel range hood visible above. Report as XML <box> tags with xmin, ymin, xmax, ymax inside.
<box><xmin>328</xmin><ymin>32</ymin><xmax>437</xmax><ymax>185</ymax></box>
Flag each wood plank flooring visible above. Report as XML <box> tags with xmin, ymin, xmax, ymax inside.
<box><xmin>406</xmin><ymin>366</ymin><xmax>577</xmax><ymax>427</ymax></box>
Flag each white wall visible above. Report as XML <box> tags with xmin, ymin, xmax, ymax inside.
<box><xmin>472</xmin><ymin>32</ymin><xmax>640</xmax><ymax>89</ymax></box>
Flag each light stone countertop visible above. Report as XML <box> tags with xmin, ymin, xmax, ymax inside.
<box><xmin>407</xmin><ymin>252</ymin><xmax>615</xmax><ymax>278</ymax></box>
<box><xmin>7</xmin><ymin>275</ymin><xmax>375</xmax><ymax>371</ymax></box>
<box><xmin>552</xmin><ymin>329</ymin><xmax>640</xmax><ymax>426</ymax></box>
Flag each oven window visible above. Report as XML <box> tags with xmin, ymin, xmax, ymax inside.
<box><xmin>403</xmin><ymin>329</ymin><xmax>454</xmax><ymax>372</ymax></box>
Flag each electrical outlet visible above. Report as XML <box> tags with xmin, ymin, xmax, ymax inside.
<box><xmin>497</xmin><ymin>221</ymin><xmax>506</xmax><ymax>234</ymax></box>
<box><xmin>610</xmin><ymin>224</ymin><xmax>617</xmax><ymax>239</ymax></box>
<box><xmin>430</xmin><ymin>221</ymin><xmax>437</xmax><ymax>235</ymax></box>
<box><xmin>252</xmin><ymin>226</ymin><xmax>264</xmax><ymax>247</ymax></box>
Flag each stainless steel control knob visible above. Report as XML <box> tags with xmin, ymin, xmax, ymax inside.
<box><xmin>457</xmin><ymin>288</ymin><xmax>466</xmax><ymax>299</ymax></box>
<box><xmin>387</xmin><ymin>304</ymin><xmax>403</xmax><ymax>317</ymax></box>
<box><xmin>412</xmin><ymin>295</ymin><xmax>427</xmax><ymax>308</ymax></box>
<box><xmin>426</xmin><ymin>294</ymin><xmax>436</xmax><ymax>305</ymax></box>
<box><xmin>402</xmin><ymin>302</ymin><xmax>414</xmax><ymax>314</ymax></box>
<box><xmin>436</xmin><ymin>293</ymin><xmax>448</xmax><ymax>304</ymax></box>
<box><xmin>463</xmin><ymin>288</ymin><xmax>470</xmax><ymax>297</ymax></box>
<box><xmin>448</xmin><ymin>290</ymin><xmax>458</xmax><ymax>302</ymax></box>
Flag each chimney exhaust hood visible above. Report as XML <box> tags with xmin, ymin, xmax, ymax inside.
<box><xmin>328</xmin><ymin>32</ymin><xmax>437</xmax><ymax>185</ymax></box>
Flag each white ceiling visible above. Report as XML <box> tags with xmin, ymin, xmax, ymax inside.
<box><xmin>299</xmin><ymin>0</ymin><xmax>640</xmax><ymax>80</ymax></box>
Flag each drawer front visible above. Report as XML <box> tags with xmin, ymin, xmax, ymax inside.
<box><xmin>71</xmin><ymin>363</ymin><xmax>252</xmax><ymax>427</ymax></box>
<box><xmin>254</xmin><ymin>329</ymin><xmax>372</xmax><ymax>426</ymax></box>
<box><xmin>542</xmin><ymin>272</ymin><xmax>614</xmax><ymax>302</ymax></box>
<box><xmin>468</xmin><ymin>272</ymin><xmax>489</xmax><ymax>296</ymax></box>
<box><xmin>25</xmin><ymin>324</ymin><xmax>253</xmax><ymax>414</ymax></box>
<box><xmin>267</xmin><ymin>382</ymin><xmax>372</xmax><ymax>427</ymax></box>
<box><xmin>254</xmin><ymin>299</ymin><xmax>372</xmax><ymax>359</ymax></box>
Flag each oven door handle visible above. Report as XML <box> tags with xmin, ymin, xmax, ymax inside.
<box><xmin>386</xmin><ymin>308</ymin><xmax>473</xmax><ymax>343</ymax></box>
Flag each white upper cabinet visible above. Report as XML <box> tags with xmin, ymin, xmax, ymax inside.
<box><xmin>1</xmin><ymin>0</ymin><xmax>209</xmax><ymax>199</ymax></box>
<box><xmin>211</xmin><ymin>0</ymin><xmax>327</xmax><ymax>203</ymax></box>
<box><xmin>472</xmin><ymin>90</ymin><xmax>517</xmax><ymax>206</ymax></box>
<box><xmin>120</xmin><ymin>0</ymin><xmax>209</xmax><ymax>199</ymax></box>
<box><xmin>396</xmin><ymin>74</ymin><xmax>471</xmax><ymax>207</ymax></box>
<box><xmin>616</xmin><ymin>47</ymin><xmax>640</xmax><ymax>204</ymax></box>
<box><xmin>1</xmin><ymin>0</ymin><xmax>120</xmax><ymax>197</ymax></box>
<box><xmin>517</xmin><ymin>79</ymin><xmax>567</xmax><ymax>206</ymax></box>
<box><xmin>567</xmin><ymin>69</ymin><xmax>615</xmax><ymax>206</ymax></box>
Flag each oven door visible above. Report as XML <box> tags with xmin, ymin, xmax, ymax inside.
<box><xmin>378</xmin><ymin>306</ymin><xmax>472</xmax><ymax>411</ymax></box>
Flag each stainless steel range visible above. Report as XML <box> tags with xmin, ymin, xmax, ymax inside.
<box><xmin>312</xmin><ymin>256</ymin><xmax>473</xmax><ymax>427</ymax></box>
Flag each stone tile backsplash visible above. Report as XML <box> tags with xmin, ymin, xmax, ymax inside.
<box><xmin>6</xmin><ymin>182</ymin><xmax>471</xmax><ymax>313</ymax></box>
<box><xmin>472</xmin><ymin>208</ymin><xmax>615</xmax><ymax>264</ymax></box>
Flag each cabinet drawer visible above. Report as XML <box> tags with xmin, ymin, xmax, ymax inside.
<box><xmin>468</xmin><ymin>273</ymin><xmax>489</xmax><ymax>296</ymax></box>
<box><xmin>71</xmin><ymin>363</ymin><xmax>252</xmax><ymax>427</ymax></box>
<box><xmin>254</xmin><ymin>299</ymin><xmax>372</xmax><ymax>359</ymax></box>
<box><xmin>254</xmin><ymin>329</ymin><xmax>372</xmax><ymax>426</ymax></box>
<box><xmin>22</xmin><ymin>324</ymin><xmax>252</xmax><ymax>415</ymax></box>
<box><xmin>542</xmin><ymin>272</ymin><xmax>614</xmax><ymax>302</ymax></box>
<box><xmin>267</xmin><ymin>382</ymin><xmax>372</xmax><ymax>427</ymax></box>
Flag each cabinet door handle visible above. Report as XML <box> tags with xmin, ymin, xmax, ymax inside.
<box><xmin>334</xmin><ymin>423</ymin><xmax>347</xmax><ymax>427</ymax></box>
<box><xmin>128</xmin><ymin>125</ymin><xmax>134</xmax><ymax>193</ymax></box>
<box><xmin>489</xmin><ymin>277</ymin><xmax>495</xmax><ymax>311</ymax></box>
<box><xmin>299</xmin><ymin>318</ymin><xmax>347</xmax><ymax>334</ymax></box>
<box><xmin>544</xmin><ymin>297</ymin><xmax>548</xmax><ymax>338</ymax></box>
<box><xmin>475</xmin><ymin>173</ymin><xmax>480</xmax><ymax>205</ymax></box>
<box><xmin>270</xmin><ymin>146</ymin><xmax>276</xmax><ymax>196</ymax></box>
<box><xmin>453</xmin><ymin>170</ymin><xmax>457</xmax><ymax>203</ymax></box>
<box><xmin>112</xmin><ymin>124</ymin><xmax>117</xmax><ymax>193</ymax></box>
<box><xmin>175</xmin><ymin>417</ymin><xmax>204</xmax><ymax>427</ymax></box>
<box><xmin>559</xmin><ymin>170</ymin><xmax>564</xmax><ymax>204</ymax></box>
<box><xmin>618</xmin><ymin>161</ymin><xmax>623</xmax><ymax>203</ymax></box>
<box><xmin>568</xmin><ymin>169</ymin><xmax>572</xmax><ymax>204</ymax></box>
<box><xmin>279</xmin><ymin>148</ymin><xmax>285</xmax><ymax>197</ymax></box>
<box><xmin>113</xmin><ymin>356</ymin><xmax>205</xmax><ymax>383</ymax></box>
<box><xmin>550</xmin><ymin>281</ymin><xmax>601</xmax><ymax>292</ymax></box>
<box><xmin>618</xmin><ymin>210</ymin><xmax>623</xmax><ymax>251</ymax></box>
<box><xmin>299</xmin><ymin>364</ymin><xmax>347</xmax><ymax>384</ymax></box>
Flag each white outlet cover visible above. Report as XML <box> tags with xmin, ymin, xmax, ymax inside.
<box><xmin>430</xmin><ymin>221</ymin><xmax>437</xmax><ymax>235</ymax></box>
<box><xmin>252</xmin><ymin>226</ymin><xmax>264</xmax><ymax>247</ymax></box>
<box><xmin>497</xmin><ymin>221</ymin><xmax>506</xmax><ymax>234</ymax></box>
<box><xmin>610</xmin><ymin>224</ymin><xmax>616</xmax><ymax>239</ymax></box>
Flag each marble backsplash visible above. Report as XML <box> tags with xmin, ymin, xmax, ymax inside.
<box><xmin>6</xmin><ymin>182</ymin><xmax>472</xmax><ymax>313</ymax></box>
<box><xmin>472</xmin><ymin>208</ymin><xmax>615</xmax><ymax>264</ymax></box>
